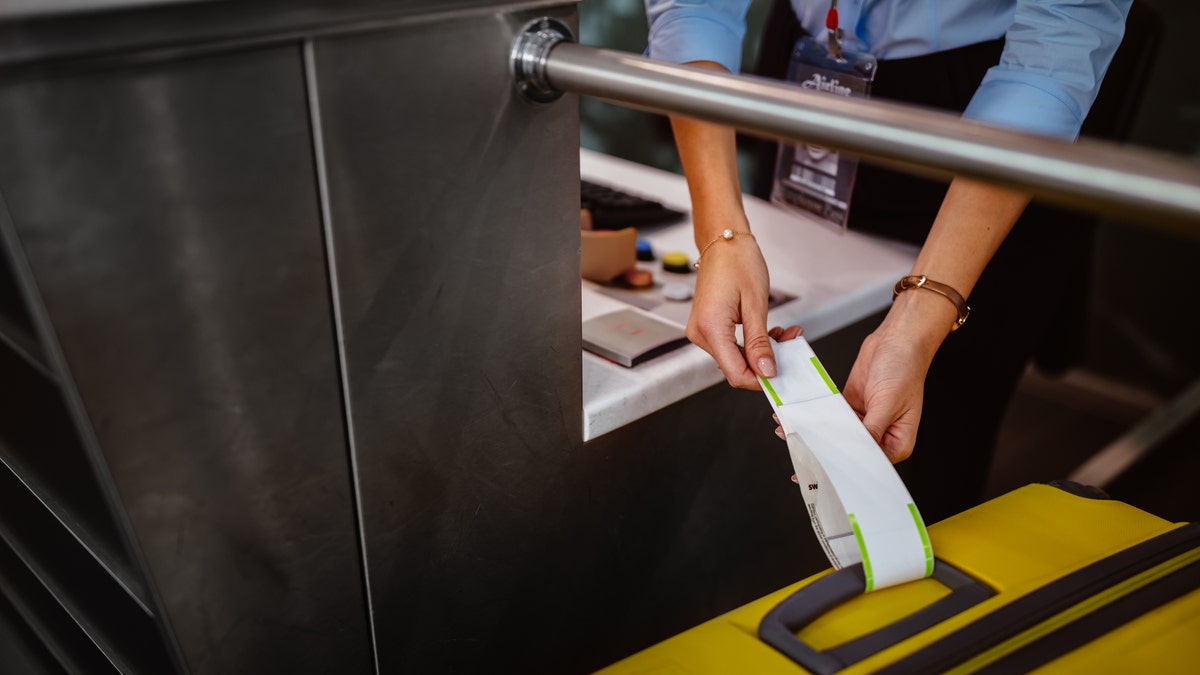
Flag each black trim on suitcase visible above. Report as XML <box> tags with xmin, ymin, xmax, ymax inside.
<box><xmin>976</xmin><ymin>555</ymin><xmax>1200</xmax><ymax>673</ymax></box>
<box><xmin>1045</xmin><ymin>479</ymin><xmax>1111</xmax><ymax>500</ymax></box>
<box><xmin>758</xmin><ymin>523</ymin><xmax>1200</xmax><ymax>674</ymax></box>
<box><xmin>758</xmin><ymin>560</ymin><xmax>994</xmax><ymax>674</ymax></box>
<box><xmin>878</xmin><ymin>522</ymin><xmax>1200</xmax><ymax>675</ymax></box>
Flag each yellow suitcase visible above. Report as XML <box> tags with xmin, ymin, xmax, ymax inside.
<box><xmin>598</xmin><ymin>482</ymin><xmax>1200</xmax><ymax>674</ymax></box>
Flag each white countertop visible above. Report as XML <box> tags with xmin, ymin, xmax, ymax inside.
<box><xmin>581</xmin><ymin>149</ymin><xmax>917</xmax><ymax>441</ymax></box>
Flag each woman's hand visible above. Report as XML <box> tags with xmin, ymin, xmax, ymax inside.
<box><xmin>664</xmin><ymin>64</ymin><xmax>806</xmax><ymax>390</ymax></box>
<box><xmin>841</xmin><ymin>178</ymin><xmax>1029</xmax><ymax>462</ymax></box>
<box><xmin>843</xmin><ymin>331</ymin><xmax>927</xmax><ymax>463</ymax></box>
<box><xmin>843</xmin><ymin>289</ymin><xmax>954</xmax><ymax>463</ymax></box>
<box><xmin>685</xmin><ymin>235</ymin><xmax>778</xmax><ymax>389</ymax></box>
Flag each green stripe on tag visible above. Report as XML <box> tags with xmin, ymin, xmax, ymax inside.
<box><xmin>811</xmin><ymin>357</ymin><xmax>838</xmax><ymax>394</ymax></box>
<box><xmin>848</xmin><ymin>513</ymin><xmax>874</xmax><ymax>592</ymax></box>
<box><xmin>908</xmin><ymin>503</ymin><xmax>934</xmax><ymax>578</ymax></box>
<box><xmin>760</xmin><ymin>376</ymin><xmax>783</xmax><ymax>406</ymax></box>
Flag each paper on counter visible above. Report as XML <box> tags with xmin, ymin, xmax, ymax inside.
<box><xmin>761</xmin><ymin>337</ymin><xmax>933</xmax><ymax>591</ymax></box>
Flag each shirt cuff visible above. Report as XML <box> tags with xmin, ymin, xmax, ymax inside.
<box><xmin>962</xmin><ymin>74</ymin><xmax>1086</xmax><ymax>141</ymax></box>
<box><xmin>646</xmin><ymin>11</ymin><xmax>746</xmax><ymax>73</ymax></box>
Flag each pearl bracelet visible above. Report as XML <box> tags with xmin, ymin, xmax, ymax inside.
<box><xmin>693</xmin><ymin>229</ymin><xmax>755</xmax><ymax>269</ymax></box>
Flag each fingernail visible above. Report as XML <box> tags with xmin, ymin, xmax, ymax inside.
<box><xmin>791</xmin><ymin>474</ymin><xmax>799</xmax><ymax>484</ymax></box>
<box><xmin>772</xmin><ymin>414</ymin><xmax>779</xmax><ymax>424</ymax></box>
<box><xmin>774</xmin><ymin>427</ymin><xmax>785</xmax><ymax>440</ymax></box>
<box><xmin>758</xmin><ymin>357</ymin><xmax>777</xmax><ymax>378</ymax></box>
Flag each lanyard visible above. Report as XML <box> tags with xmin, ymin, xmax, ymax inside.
<box><xmin>826</xmin><ymin>0</ymin><xmax>844</xmax><ymax>59</ymax></box>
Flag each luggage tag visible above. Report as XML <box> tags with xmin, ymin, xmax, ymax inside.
<box><xmin>770</xmin><ymin>5</ymin><xmax>876</xmax><ymax>231</ymax></box>
<box><xmin>760</xmin><ymin>337</ymin><xmax>933</xmax><ymax>592</ymax></box>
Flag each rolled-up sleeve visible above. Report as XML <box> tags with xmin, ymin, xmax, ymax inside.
<box><xmin>963</xmin><ymin>0</ymin><xmax>1132</xmax><ymax>140</ymax></box>
<box><xmin>644</xmin><ymin>0</ymin><xmax>751</xmax><ymax>72</ymax></box>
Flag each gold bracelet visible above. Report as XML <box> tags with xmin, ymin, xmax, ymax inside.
<box><xmin>892</xmin><ymin>275</ymin><xmax>970</xmax><ymax>331</ymax></box>
<box><xmin>693</xmin><ymin>229</ymin><xmax>755</xmax><ymax>269</ymax></box>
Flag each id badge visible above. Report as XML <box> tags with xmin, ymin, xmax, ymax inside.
<box><xmin>771</xmin><ymin>36</ymin><xmax>876</xmax><ymax>231</ymax></box>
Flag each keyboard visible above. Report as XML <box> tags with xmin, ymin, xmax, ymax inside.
<box><xmin>581</xmin><ymin>179</ymin><xmax>686</xmax><ymax>230</ymax></box>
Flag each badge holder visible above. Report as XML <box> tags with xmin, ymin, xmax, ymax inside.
<box><xmin>771</xmin><ymin>5</ymin><xmax>876</xmax><ymax>231</ymax></box>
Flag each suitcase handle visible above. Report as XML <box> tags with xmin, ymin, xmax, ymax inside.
<box><xmin>758</xmin><ymin>560</ymin><xmax>993</xmax><ymax>675</ymax></box>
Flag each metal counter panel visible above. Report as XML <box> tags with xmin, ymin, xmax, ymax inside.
<box><xmin>311</xmin><ymin>8</ymin><xmax>583</xmax><ymax>672</ymax></box>
<box><xmin>0</xmin><ymin>46</ymin><xmax>372</xmax><ymax>674</ymax></box>
<box><xmin>0</xmin><ymin>3</ymin><xmax>839</xmax><ymax>672</ymax></box>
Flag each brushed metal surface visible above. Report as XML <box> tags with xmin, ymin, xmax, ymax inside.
<box><xmin>312</xmin><ymin>8</ymin><xmax>831</xmax><ymax>672</ymax></box>
<box><xmin>0</xmin><ymin>2</ymin><xmax>856</xmax><ymax>673</ymax></box>
<box><xmin>311</xmin><ymin>7</ymin><xmax>584</xmax><ymax>671</ymax></box>
<box><xmin>0</xmin><ymin>46</ymin><xmax>372</xmax><ymax>674</ymax></box>
<box><xmin>0</xmin><ymin>0</ymin><xmax>572</xmax><ymax>73</ymax></box>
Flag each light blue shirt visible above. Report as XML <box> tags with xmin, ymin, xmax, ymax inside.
<box><xmin>644</xmin><ymin>0</ymin><xmax>1132</xmax><ymax>140</ymax></box>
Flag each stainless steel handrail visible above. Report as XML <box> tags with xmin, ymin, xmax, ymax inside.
<box><xmin>512</xmin><ymin>20</ymin><xmax>1200</xmax><ymax>233</ymax></box>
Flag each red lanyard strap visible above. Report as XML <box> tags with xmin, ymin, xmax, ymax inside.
<box><xmin>826</xmin><ymin>0</ymin><xmax>844</xmax><ymax>59</ymax></box>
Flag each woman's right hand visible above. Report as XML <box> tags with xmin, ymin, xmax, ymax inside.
<box><xmin>685</xmin><ymin>231</ymin><xmax>779</xmax><ymax>390</ymax></box>
<box><xmin>664</xmin><ymin>78</ymin><xmax>787</xmax><ymax>390</ymax></box>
